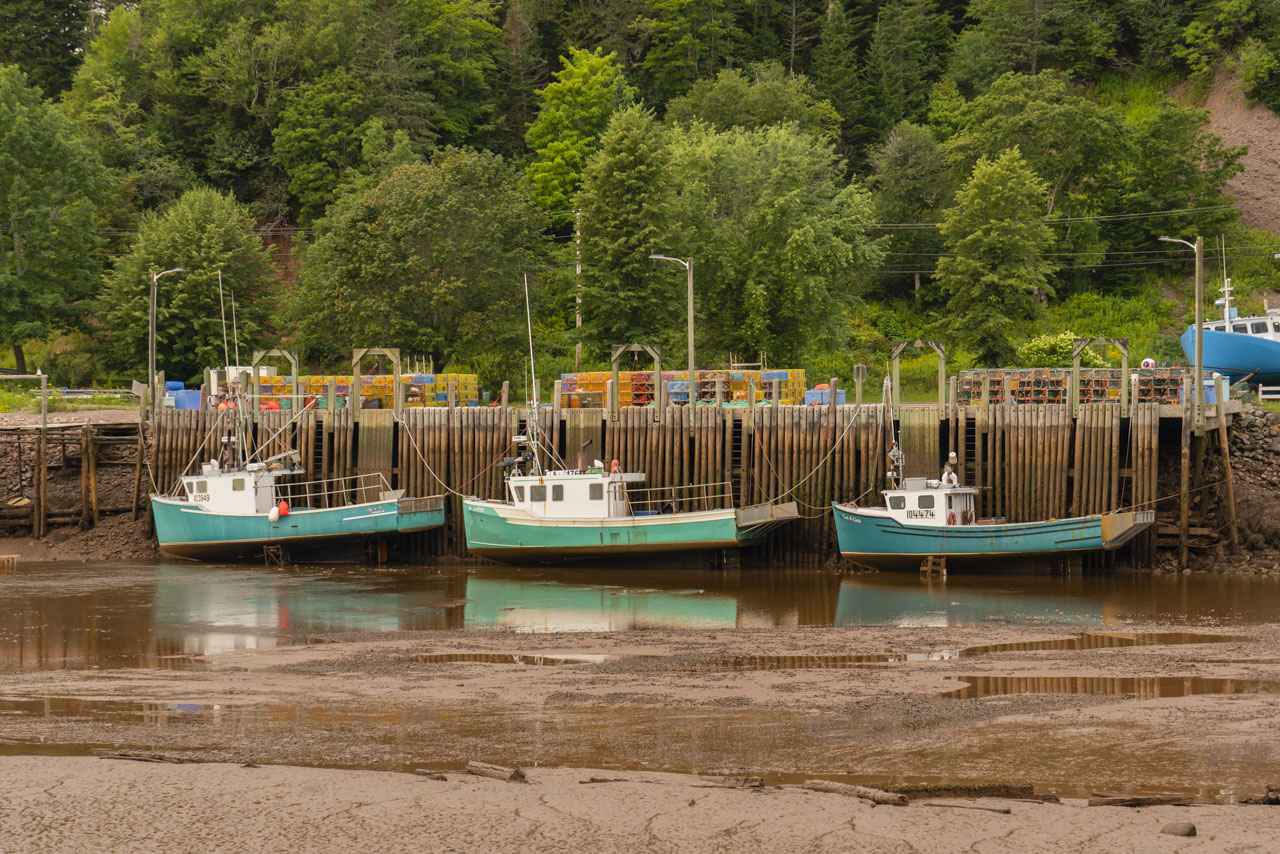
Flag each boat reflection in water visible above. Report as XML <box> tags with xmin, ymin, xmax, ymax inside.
<box><xmin>5</xmin><ymin>562</ymin><xmax>1280</xmax><ymax>672</ymax></box>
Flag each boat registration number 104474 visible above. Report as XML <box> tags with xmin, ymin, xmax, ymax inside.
<box><xmin>906</xmin><ymin>509</ymin><xmax>935</xmax><ymax>520</ymax></box>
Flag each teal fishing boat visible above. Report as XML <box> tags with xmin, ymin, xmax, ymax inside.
<box><xmin>152</xmin><ymin>454</ymin><xmax>445</xmax><ymax>560</ymax></box>
<box><xmin>462</xmin><ymin>456</ymin><xmax>797</xmax><ymax>565</ymax></box>
<box><xmin>832</xmin><ymin>453</ymin><xmax>1153</xmax><ymax>571</ymax></box>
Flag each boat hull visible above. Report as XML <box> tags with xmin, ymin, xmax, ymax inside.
<box><xmin>151</xmin><ymin>495</ymin><xmax>446</xmax><ymax>560</ymax></box>
<box><xmin>832</xmin><ymin>504</ymin><xmax>1154</xmax><ymax>571</ymax></box>
<box><xmin>462</xmin><ymin>499</ymin><xmax>797</xmax><ymax>565</ymax></box>
<box><xmin>1180</xmin><ymin>326</ymin><xmax>1280</xmax><ymax>384</ymax></box>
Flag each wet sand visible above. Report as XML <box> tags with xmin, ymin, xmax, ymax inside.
<box><xmin>4</xmin><ymin>757</ymin><xmax>1279</xmax><ymax>854</ymax></box>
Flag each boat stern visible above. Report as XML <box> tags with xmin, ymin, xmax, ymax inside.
<box><xmin>734</xmin><ymin>501</ymin><xmax>799</xmax><ymax>543</ymax></box>
<box><xmin>1100</xmin><ymin>509</ymin><xmax>1156</xmax><ymax>550</ymax></box>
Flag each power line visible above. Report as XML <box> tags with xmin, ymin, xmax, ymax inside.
<box><xmin>865</xmin><ymin>204</ymin><xmax>1236</xmax><ymax>230</ymax></box>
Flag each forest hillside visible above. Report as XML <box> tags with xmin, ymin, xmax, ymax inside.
<box><xmin>3</xmin><ymin>0</ymin><xmax>1280</xmax><ymax>391</ymax></box>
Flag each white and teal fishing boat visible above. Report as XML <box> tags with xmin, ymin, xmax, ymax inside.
<box><xmin>152</xmin><ymin>453</ymin><xmax>445</xmax><ymax>560</ymax></box>
<box><xmin>832</xmin><ymin>453</ymin><xmax>1153</xmax><ymax>572</ymax></box>
<box><xmin>462</xmin><ymin>447</ymin><xmax>798</xmax><ymax>565</ymax></box>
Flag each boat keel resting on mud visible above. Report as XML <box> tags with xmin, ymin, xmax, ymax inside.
<box><xmin>832</xmin><ymin>452</ymin><xmax>1154</xmax><ymax>572</ymax></box>
<box><xmin>152</xmin><ymin>453</ymin><xmax>445</xmax><ymax>560</ymax></box>
<box><xmin>463</xmin><ymin>446</ymin><xmax>797</xmax><ymax>564</ymax></box>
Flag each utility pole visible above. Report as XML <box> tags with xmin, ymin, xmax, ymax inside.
<box><xmin>148</xmin><ymin>267</ymin><xmax>185</xmax><ymax>414</ymax></box>
<box><xmin>649</xmin><ymin>254</ymin><xmax>695</xmax><ymax>378</ymax></box>
<box><xmin>574</xmin><ymin>209</ymin><xmax>582</xmax><ymax>372</ymax></box>
<box><xmin>1159</xmin><ymin>236</ymin><xmax>1204</xmax><ymax>433</ymax></box>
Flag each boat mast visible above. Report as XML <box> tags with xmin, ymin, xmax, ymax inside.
<box><xmin>523</xmin><ymin>273</ymin><xmax>542</xmax><ymax>476</ymax></box>
<box><xmin>1218</xmin><ymin>234</ymin><xmax>1232</xmax><ymax>324</ymax></box>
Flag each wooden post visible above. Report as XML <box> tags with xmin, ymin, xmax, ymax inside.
<box><xmin>1179</xmin><ymin>377</ymin><xmax>1192</xmax><ymax>568</ymax></box>
<box><xmin>853</xmin><ymin>364</ymin><xmax>866</xmax><ymax>406</ymax></box>
<box><xmin>500</xmin><ymin>380</ymin><xmax>509</xmax><ymax>409</ymax></box>
<box><xmin>80</xmin><ymin>425</ymin><xmax>91</xmax><ymax>529</ymax></box>
<box><xmin>829</xmin><ymin>378</ymin><xmax>839</xmax><ymax>410</ymax></box>
<box><xmin>88</xmin><ymin>427</ymin><xmax>100</xmax><ymax>527</ymax></box>
<box><xmin>1216</xmin><ymin>375</ymin><xmax>1240</xmax><ymax>554</ymax></box>
<box><xmin>35</xmin><ymin>428</ymin><xmax>46</xmax><ymax>538</ymax></box>
<box><xmin>447</xmin><ymin>380</ymin><xmax>457</xmax><ymax>409</ymax></box>
<box><xmin>771</xmin><ymin>378</ymin><xmax>780</xmax><ymax>408</ymax></box>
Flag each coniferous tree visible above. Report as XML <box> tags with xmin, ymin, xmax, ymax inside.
<box><xmin>0</xmin><ymin>0</ymin><xmax>89</xmax><ymax>95</ymax></box>
<box><xmin>811</xmin><ymin>1</ymin><xmax>875</xmax><ymax>156</ymax></box>
<box><xmin>864</xmin><ymin>0</ymin><xmax>954</xmax><ymax>135</ymax></box>
<box><xmin>576</xmin><ymin>107</ymin><xmax>678</xmax><ymax>348</ymax></box>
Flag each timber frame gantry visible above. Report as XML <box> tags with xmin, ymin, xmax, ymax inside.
<box><xmin>1070</xmin><ymin>337</ymin><xmax>1129</xmax><ymax>417</ymax></box>
<box><xmin>611</xmin><ymin>344</ymin><xmax>664</xmax><ymax>422</ymax></box>
<box><xmin>890</xmin><ymin>339</ymin><xmax>947</xmax><ymax>418</ymax></box>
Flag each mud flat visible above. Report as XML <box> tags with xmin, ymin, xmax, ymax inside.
<box><xmin>5</xmin><ymin>561</ymin><xmax>1280</xmax><ymax>850</ymax></box>
<box><xmin>3</xmin><ymin>757</ymin><xmax>1279</xmax><ymax>854</ymax></box>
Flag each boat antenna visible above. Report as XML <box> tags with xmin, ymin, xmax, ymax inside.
<box><xmin>523</xmin><ymin>273</ymin><xmax>542</xmax><ymax>475</ymax></box>
<box><xmin>1220</xmin><ymin>233</ymin><xmax>1231</xmax><ymax>324</ymax></box>
<box><xmin>230</xmin><ymin>290</ymin><xmax>242</xmax><ymax>367</ymax></box>
<box><xmin>217</xmin><ymin>269</ymin><xmax>230</xmax><ymax>370</ymax></box>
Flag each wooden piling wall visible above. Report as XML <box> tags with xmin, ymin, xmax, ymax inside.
<box><xmin>138</xmin><ymin>400</ymin><xmax>1229</xmax><ymax>566</ymax></box>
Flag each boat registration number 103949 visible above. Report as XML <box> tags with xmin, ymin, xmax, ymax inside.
<box><xmin>906</xmin><ymin>509</ymin><xmax>934</xmax><ymax>519</ymax></box>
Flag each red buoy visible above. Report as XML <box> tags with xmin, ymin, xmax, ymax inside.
<box><xmin>277</xmin><ymin>501</ymin><xmax>290</xmax><ymax>517</ymax></box>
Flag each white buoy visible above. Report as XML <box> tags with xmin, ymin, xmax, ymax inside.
<box><xmin>268</xmin><ymin>506</ymin><xmax>280</xmax><ymax>523</ymax></box>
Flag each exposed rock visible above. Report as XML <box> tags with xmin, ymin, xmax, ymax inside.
<box><xmin>1160</xmin><ymin>821</ymin><xmax>1196</xmax><ymax>837</ymax></box>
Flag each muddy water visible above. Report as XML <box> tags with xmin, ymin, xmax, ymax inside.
<box><xmin>943</xmin><ymin>674</ymin><xmax>1280</xmax><ymax>699</ymax></box>
<box><xmin>5</xmin><ymin>561</ymin><xmax>1280</xmax><ymax>671</ymax></box>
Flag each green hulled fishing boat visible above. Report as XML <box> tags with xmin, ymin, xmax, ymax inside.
<box><xmin>462</xmin><ymin>457</ymin><xmax>797</xmax><ymax>565</ymax></box>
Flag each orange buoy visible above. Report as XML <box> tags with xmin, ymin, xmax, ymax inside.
<box><xmin>610</xmin><ymin>459</ymin><xmax>620</xmax><ymax>473</ymax></box>
<box><xmin>277</xmin><ymin>501</ymin><xmax>290</xmax><ymax>517</ymax></box>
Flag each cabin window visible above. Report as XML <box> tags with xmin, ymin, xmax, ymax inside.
<box><xmin>589</xmin><ymin>483</ymin><xmax>604</xmax><ymax>500</ymax></box>
<box><xmin>888</xmin><ymin>496</ymin><xmax>906</xmax><ymax>510</ymax></box>
<box><xmin>1273</xmin><ymin>322</ymin><xmax>1280</xmax><ymax>333</ymax></box>
<box><xmin>196</xmin><ymin>480</ymin><xmax>207</xmax><ymax>494</ymax></box>
<box><xmin>530</xmin><ymin>485</ymin><xmax>547</xmax><ymax>502</ymax></box>
<box><xmin>232</xmin><ymin>478</ymin><xmax>245</xmax><ymax>491</ymax></box>
<box><xmin>513</xmin><ymin>485</ymin><xmax>525</xmax><ymax>502</ymax></box>
<box><xmin>1209</xmin><ymin>324</ymin><xmax>1223</xmax><ymax>331</ymax></box>
<box><xmin>1233</xmin><ymin>323</ymin><xmax>1249</xmax><ymax>334</ymax></box>
<box><xmin>552</xmin><ymin>484</ymin><xmax>564</xmax><ymax>501</ymax></box>
<box><xmin>184</xmin><ymin>482</ymin><xmax>194</xmax><ymax>497</ymax></box>
<box><xmin>1253</xmin><ymin>321</ymin><xmax>1269</xmax><ymax>334</ymax></box>
<box><xmin>917</xmin><ymin>495</ymin><xmax>934</xmax><ymax>509</ymax></box>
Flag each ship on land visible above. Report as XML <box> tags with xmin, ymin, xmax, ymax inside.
<box><xmin>461</xmin><ymin>447</ymin><xmax>797</xmax><ymax>565</ymax></box>
<box><xmin>1180</xmin><ymin>277</ymin><xmax>1280</xmax><ymax>385</ymax></box>
<box><xmin>831</xmin><ymin>452</ymin><xmax>1154</xmax><ymax>572</ymax></box>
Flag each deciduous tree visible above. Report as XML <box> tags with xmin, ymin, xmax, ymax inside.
<box><xmin>525</xmin><ymin>47</ymin><xmax>635</xmax><ymax>215</ymax></box>
<box><xmin>0</xmin><ymin>65</ymin><xmax>106</xmax><ymax>373</ymax></box>
<box><xmin>290</xmin><ymin>149</ymin><xmax>546</xmax><ymax>384</ymax></box>
<box><xmin>935</xmin><ymin>147</ymin><xmax>1058</xmax><ymax>366</ymax></box>
<box><xmin>98</xmin><ymin>188</ymin><xmax>275</xmax><ymax>381</ymax></box>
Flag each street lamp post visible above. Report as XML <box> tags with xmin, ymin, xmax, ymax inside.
<box><xmin>149</xmin><ymin>267</ymin><xmax>185</xmax><ymax>413</ymax></box>
<box><xmin>1159</xmin><ymin>236</ymin><xmax>1203</xmax><ymax>433</ymax></box>
<box><xmin>649</xmin><ymin>255</ymin><xmax>695</xmax><ymax>380</ymax></box>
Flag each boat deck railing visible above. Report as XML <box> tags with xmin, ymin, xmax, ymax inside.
<box><xmin>625</xmin><ymin>481</ymin><xmax>734</xmax><ymax>514</ymax></box>
<box><xmin>397</xmin><ymin>495</ymin><xmax>445</xmax><ymax>515</ymax></box>
<box><xmin>274</xmin><ymin>472</ymin><xmax>394</xmax><ymax>508</ymax></box>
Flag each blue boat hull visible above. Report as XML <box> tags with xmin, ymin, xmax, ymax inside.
<box><xmin>1180</xmin><ymin>327</ymin><xmax>1280</xmax><ymax>384</ymax></box>
<box><xmin>151</xmin><ymin>495</ymin><xmax>445</xmax><ymax>560</ymax></box>
<box><xmin>832</xmin><ymin>504</ymin><xmax>1153</xmax><ymax>571</ymax></box>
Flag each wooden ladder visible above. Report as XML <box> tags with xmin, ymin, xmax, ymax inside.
<box><xmin>919</xmin><ymin>554</ymin><xmax>947</xmax><ymax>577</ymax></box>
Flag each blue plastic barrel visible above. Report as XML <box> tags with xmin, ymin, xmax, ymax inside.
<box><xmin>164</xmin><ymin>380</ymin><xmax>185</xmax><ymax>392</ymax></box>
<box><xmin>173</xmin><ymin>389</ymin><xmax>202</xmax><ymax>410</ymax></box>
